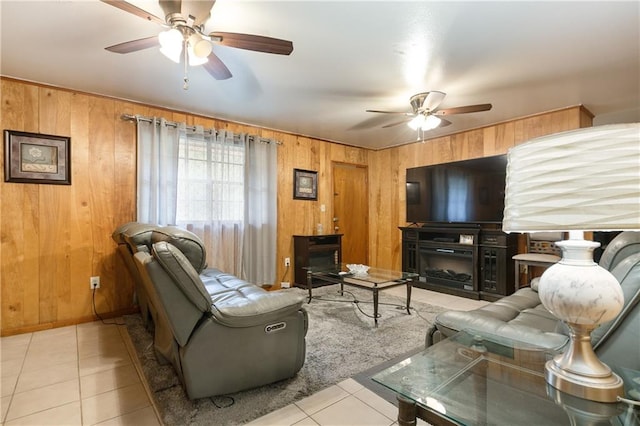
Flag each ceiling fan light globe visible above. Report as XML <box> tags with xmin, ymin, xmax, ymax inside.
<box><xmin>159</xmin><ymin>28</ymin><xmax>182</xmax><ymax>49</ymax></box>
<box><xmin>408</xmin><ymin>114</ymin><xmax>425</xmax><ymax>130</ymax></box>
<box><xmin>421</xmin><ymin>115</ymin><xmax>442</xmax><ymax>131</ymax></box>
<box><xmin>192</xmin><ymin>38</ymin><xmax>213</xmax><ymax>58</ymax></box>
<box><xmin>160</xmin><ymin>45</ymin><xmax>182</xmax><ymax>63</ymax></box>
<box><xmin>187</xmin><ymin>44</ymin><xmax>208</xmax><ymax>66</ymax></box>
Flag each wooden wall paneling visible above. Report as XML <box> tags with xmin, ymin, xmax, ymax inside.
<box><xmin>113</xmin><ymin>100</ymin><xmax>137</xmax><ymax>226</ymax></box>
<box><xmin>291</xmin><ymin>136</ymin><xmax>321</xmax><ymax>235</ymax></box>
<box><xmin>68</xmin><ymin>92</ymin><xmax>96</xmax><ymax>320</ymax></box>
<box><xmin>316</xmin><ymin>141</ymin><xmax>330</xmax><ymax>235</ymax></box>
<box><xmin>430</xmin><ymin>135</ymin><xmax>455</xmax><ymax>165</ymax></box>
<box><xmin>0</xmin><ymin>81</ymin><xmax>15</xmax><ymax>329</ymax></box>
<box><xmin>1</xmin><ymin>183</ymin><xmax>40</xmax><ymax>330</ymax></box>
<box><xmin>451</xmin><ymin>128</ymin><xmax>485</xmax><ymax>160</ymax></box>
<box><xmin>514</xmin><ymin>107</ymin><xmax>587</xmax><ymax>145</ymax></box>
<box><xmin>580</xmin><ymin>107</ymin><xmax>595</xmax><ymax>128</ymax></box>
<box><xmin>88</xmin><ymin>97</ymin><xmax>119</xmax><ymax>315</ymax></box>
<box><xmin>38</xmin><ymin>87</ymin><xmax>73</xmax><ymax>323</ymax></box>
<box><xmin>276</xmin><ymin>132</ymin><xmax>300</xmax><ymax>286</ymax></box>
<box><xmin>483</xmin><ymin>121</ymin><xmax>516</xmax><ymax>156</ymax></box>
<box><xmin>0</xmin><ymin>81</ymin><xmax>39</xmax><ymax>330</ymax></box>
<box><xmin>110</xmin><ymin>101</ymin><xmax>137</xmax><ymax>310</ymax></box>
<box><xmin>368</xmin><ymin>148</ymin><xmax>401</xmax><ymax>269</ymax></box>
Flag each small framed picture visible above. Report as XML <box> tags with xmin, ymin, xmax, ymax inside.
<box><xmin>293</xmin><ymin>168</ymin><xmax>318</xmax><ymax>200</ymax></box>
<box><xmin>459</xmin><ymin>234</ymin><xmax>474</xmax><ymax>245</ymax></box>
<box><xmin>4</xmin><ymin>130</ymin><xmax>71</xmax><ymax>185</ymax></box>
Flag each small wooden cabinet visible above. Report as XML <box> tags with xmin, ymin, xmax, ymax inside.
<box><xmin>293</xmin><ymin>234</ymin><xmax>343</xmax><ymax>288</ymax></box>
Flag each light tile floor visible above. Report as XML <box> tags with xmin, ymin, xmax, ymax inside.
<box><xmin>1</xmin><ymin>319</ymin><xmax>160</xmax><ymax>426</ymax></box>
<box><xmin>0</xmin><ymin>288</ymin><xmax>486</xmax><ymax>426</ymax></box>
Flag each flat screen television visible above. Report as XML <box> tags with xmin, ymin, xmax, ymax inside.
<box><xmin>406</xmin><ymin>155</ymin><xmax>507</xmax><ymax>224</ymax></box>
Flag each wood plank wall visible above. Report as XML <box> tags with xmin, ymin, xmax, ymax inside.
<box><xmin>0</xmin><ymin>77</ymin><xmax>591</xmax><ymax>335</ymax></box>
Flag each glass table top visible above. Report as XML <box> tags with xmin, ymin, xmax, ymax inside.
<box><xmin>304</xmin><ymin>263</ymin><xmax>418</xmax><ymax>288</ymax></box>
<box><xmin>372</xmin><ymin>330</ymin><xmax>640</xmax><ymax>425</ymax></box>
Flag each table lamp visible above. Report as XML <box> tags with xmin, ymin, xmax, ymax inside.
<box><xmin>502</xmin><ymin>122</ymin><xmax>640</xmax><ymax>402</ymax></box>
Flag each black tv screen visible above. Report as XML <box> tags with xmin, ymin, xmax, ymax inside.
<box><xmin>406</xmin><ymin>155</ymin><xmax>507</xmax><ymax>224</ymax></box>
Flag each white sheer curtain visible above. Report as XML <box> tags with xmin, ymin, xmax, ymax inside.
<box><xmin>242</xmin><ymin>139</ymin><xmax>278</xmax><ymax>284</ymax></box>
<box><xmin>176</xmin><ymin>127</ymin><xmax>245</xmax><ymax>276</ymax></box>
<box><xmin>136</xmin><ymin>119</ymin><xmax>278</xmax><ymax>284</ymax></box>
<box><xmin>136</xmin><ymin>117</ymin><xmax>182</xmax><ymax>225</ymax></box>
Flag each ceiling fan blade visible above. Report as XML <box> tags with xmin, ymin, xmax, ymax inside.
<box><xmin>105</xmin><ymin>36</ymin><xmax>159</xmax><ymax>53</ymax></box>
<box><xmin>209</xmin><ymin>32</ymin><xmax>293</xmax><ymax>55</ymax></box>
<box><xmin>203</xmin><ymin>52</ymin><xmax>232</xmax><ymax>80</ymax></box>
<box><xmin>422</xmin><ymin>91</ymin><xmax>446</xmax><ymax>111</ymax></box>
<box><xmin>100</xmin><ymin>0</ymin><xmax>164</xmax><ymax>25</ymax></box>
<box><xmin>366</xmin><ymin>109</ymin><xmax>414</xmax><ymax>115</ymax></box>
<box><xmin>382</xmin><ymin>118</ymin><xmax>412</xmax><ymax>129</ymax></box>
<box><xmin>438</xmin><ymin>118</ymin><xmax>452</xmax><ymax>127</ymax></box>
<box><xmin>435</xmin><ymin>103</ymin><xmax>493</xmax><ymax>116</ymax></box>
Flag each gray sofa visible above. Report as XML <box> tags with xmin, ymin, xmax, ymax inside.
<box><xmin>426</xmin><ymin>231</ymin><xmax>640</xmax><ymax>371</ymax></box>
<box><xmin>113</xmin><ymin>222</ymin><xmax>308</xmax><ymax>399</ymax></box>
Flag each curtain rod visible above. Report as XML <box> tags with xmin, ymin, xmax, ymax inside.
<box><xmin>120</xmin><ymin>114</ymin><xmax>282</xmax><ymax>145</ymax></box>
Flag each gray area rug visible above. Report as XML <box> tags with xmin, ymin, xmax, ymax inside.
<box><xmin>124</xmin><ymin>284</ymin><xmax>445</xmax><ymax>425</ymax></box>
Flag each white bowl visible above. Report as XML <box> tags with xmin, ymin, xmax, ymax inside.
<box><xmin>346</xmin><ymin>264</ymin><xmax>370</xmax><ymax>275</ymax></box>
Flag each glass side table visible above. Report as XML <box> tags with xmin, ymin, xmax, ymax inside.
<box><xmin>373</xmin><ymin>330</ymin><xmax>639</xmax><ymax>425</ymax></box>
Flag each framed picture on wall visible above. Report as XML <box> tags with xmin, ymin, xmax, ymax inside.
<box><xmin>4</xmin><ymin>130</ymin><xmax>71</xmax><ymax>185</ymax></box>
<box><xmin>293</xmin><ymin>168</ymin><xmax>318</xmax><ymax>200</ymax></box>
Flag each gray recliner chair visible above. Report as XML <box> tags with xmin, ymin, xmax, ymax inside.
<box><xmin>112</xmin><ymin>222</ymin><xmax>160</xmax><ymax>328</ymax></box>
<box><xmin>426</xmin><ymin>232</ymin><xmax>640</xmax><ymax>371</ymax></box>
<box><xmin>125</xmin><ymin>224</ymin><xmax>308</xmax><ymax>399</ymax></box>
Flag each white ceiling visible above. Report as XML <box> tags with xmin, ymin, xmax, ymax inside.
<box><xmin>1</xmin><ymin>1</ymin><xmax>638</xmax><ymax>150</ymax></box>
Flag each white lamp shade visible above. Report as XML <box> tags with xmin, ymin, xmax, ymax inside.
<box><xmin>503</xmin><ymin>123</ymin><xmax>640</xmax><ymax>233</ymax></box>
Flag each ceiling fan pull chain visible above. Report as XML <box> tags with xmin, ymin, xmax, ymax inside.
<box><xmin>183</xmin><ymin>39</ymin><xmax>189</xmax><ymax>90</ymax></box>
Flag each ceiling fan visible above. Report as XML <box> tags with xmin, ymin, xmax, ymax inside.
<box><xmin>366</xmin><ymin>91</ymin><xmax>492</xmax><ymax>134</ymax></box>
<box><xmin>101</xmin><ymin>0</ymin><xmax>293</xmax><ymax>88</ymax></box>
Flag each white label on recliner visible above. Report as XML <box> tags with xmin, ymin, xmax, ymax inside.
<box><xmin>265</xmin><ymin>322</ymin><xmax>286</xmax><ymax>333</ymax></box>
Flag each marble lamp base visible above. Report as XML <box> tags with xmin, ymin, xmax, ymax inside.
<box><xmin>538</xmin><ymin>238</ymin><xmax>625</xmax><ymax>403</ymax></box>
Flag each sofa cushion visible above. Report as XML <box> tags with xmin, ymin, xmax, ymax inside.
<box><xmin>152</xmin><ymin>227</ymin><xmax>207</xmax><ymax>273</ymax></box>
<box><xmin>433</xmin><ymin>310</ymin><xmax>569</xmax><ymax>351</ymax></box>
<box><xmin>433</xmin><ymin>287</ymin><xmax>569</xmax><ymax>350</ymax></box>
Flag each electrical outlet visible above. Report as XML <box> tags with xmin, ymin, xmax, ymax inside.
<box><xmin>284</xmin><ymin>257</ymin><xmax>291</xmax><ymax>267</ymax></box>
<box><xmin>90</xmin><ymin>276</ymin><xmax>100</xmax><ymax>289</ymax></box>
<box><xmin>281</xmin><ymin>282</ymin><xmax>290</xmax><ymax>288</ymax></box>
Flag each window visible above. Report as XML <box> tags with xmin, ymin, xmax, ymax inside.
<box><xmin>176</xmin><ymin>132</ymin><xmax>245</xmax><ymax>223</ymax></box>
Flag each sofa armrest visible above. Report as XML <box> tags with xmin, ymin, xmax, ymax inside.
<box><xmin>210</xmin><ymin>289</ymin><xmax>305</xmax><ymax>327</ymax></box>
